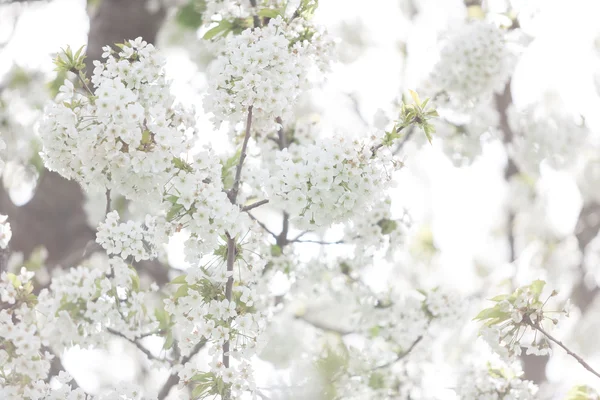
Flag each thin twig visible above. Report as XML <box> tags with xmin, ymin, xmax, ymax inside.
<box><xmin>228</xmin><ymin>106</ymin><xmax>253</xmax><ymax>204</ymax></box>
<box><xmin>296</xmin><ymin>315</ymin><xmax>354</xmax><ymax>336</ymax></box>
<box><xmin>274</xmin><ymin>117</ymin><xmax>290</xmax><ymax>249</ymax></box>
<box><xmin>223</xmin><ymin>107</ymin><xmax>254</xmax><ymax>400</ymax></box>
<box><xmin>392</xmin><ymin>126</ymin><xmax>416</xmax><ymax>155</ymax></box>
<box><xmin>105</xmin><ymin>188</ymin><xmax>111</xmax><ymax>217</ymax></box>
<box><xmin>290</xmin><ymin>230</ymin><xmax>309</xmax><ymax>242</ymax></box>
<box><xmin>76</xmin><ymin>71</ymin><xmax>94</xmax><ymax>97</ymax></box>
<box><xmin>223</xmin><ymin>233</ymin><xmax>236</xmax><ymax>369</ymax></box>
<box><xmin>247</xmin><ymin>212</ymin><xmax>278</xmax><ymax>241</ymax></box>
<box><xmin>371</xmin><ymin>336</ymin><xmax>423</xmax><ymax>371</ymax></box>
<box><xmin>291</xmin><ymin>238</ymin><xmax>345</xmax><ymax>245</ymax></box>
<box><xmin>106</xmin><ymin>327</ymin><xmax>162</xmax><ymax>362</ymax></box>
<box><xmin>242</xmin><ymin>199</ymin><xmax>269</xmax><ymax>212</ymax></box>
<box><xmin>527</xmin><ymin>320</ymin><xmax>600</xmax><ymax>380</ymax></box>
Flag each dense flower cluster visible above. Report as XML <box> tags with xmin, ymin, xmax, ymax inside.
<box><xmin>165</xmin><ymin>236</ymin><xmax>267</xmax><ymax>396</ymax></box>
<box><xmin>204</xmin><ymin>0</ymin><xmax>254</xmax><ymax>19</ymax></box>
<box><xmin>0</xmin><ymin>68</ymin><xmax>48</xmax><ymax>174</ymax></box>
<box><xmin>37</xmin><ymin>255</ymin><xmax>157</xmax><ymax>349</ymax></box>
<box><xmin>96</xmin><ymin>211</ymin><xmax>159</xmax><ymax>262</ymax></box>
<box><xmin>456</xmin><ymin>358</ymin><xmax>538</xmax><ymax>399</ymax></box>
<box><xmin>344</xmin><ymin>198</ymin><xmax>406</xmax><ymax>257</ymax></box>
<box><xmin>430</xmin><ymin>21</ymin><xmax>514</xmax><ymax>103</ymax></box>
<box><xmin>204</xmin><ymin>16</ymin><xmax>313</xmax><ymax>132</ymax></box>
<box><xmin>509</xmin><ymin>99</ymin><xmax>588</xmax><ymax>174</ymax></box>
<box><xmin>0</xmin><ymin>222</ymin><xmax>153</xmax><ymax>399</ymax></box>
<box><xmin>164</xmin><ymin>155</ymin><xmax>249</xmax><ymax>262</ymax></box>
<box><xmin>477</xmin><ymin>280</ymin><xmax>570</xmax><ymax>359</ymax></box>
<box><xmin>7</xmin><ymin>0</ymin><xmax>595</xmax><ymax>397</ymax></box>
<box><xmin>265</xmin><ymin>135</ymin><xmax>399</xmax><ymax>228</ymax></box>
<box><xmin>433</xmin><ymin>101</ymin><xmax>500</xmax><ymax>166</ymax></box>
<box><xmin>39</xmin><ymin>38</ymin><xmax>197</xmax><ymax>204</ymax></box>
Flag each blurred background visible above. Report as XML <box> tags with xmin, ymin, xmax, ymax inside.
<box><xmin>2</xmin><ymin>0</ymin><xmax>600</xmax><ymax>398</ymax></box>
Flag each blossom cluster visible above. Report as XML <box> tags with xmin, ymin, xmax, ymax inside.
<box><xmin>430</xmin><ymin>21</ymin><xmax>514</xmax><ymax>103</ymax></box>
<box><xmin>509</xmin><ymin>99</ymin><xmax>588</xmax><ymax>174</ymax></box>
<box><xmin>476</xmin><ymin>280</ymin><xmax>569</xmax><ymax>359</ymax></box>
<box><xmin>165</xmin><ymin>244</ymin><xmax>267</xmax><ymax>396</ymax></box>
<box><xmin>344</xmin><ymin>197</ymin><xmax>405</xmax><ymax>257</ymax></box>
<box><xmin>96</xmin><ymin>211</ymin><xmax>159</xmax><ymax>262</ymax></box>
<box><xmin>265</xmin><ymin>135</ymin><xmax>399</xmax><ymax>228</ymax></box>
<box><xmin>165</xmin><ymin>155</ymin><xmax>248</xmax><ymax>262</ymax></box>
<box><xmin>0</xmin><ymin>221</ymin><xmax>153</xmax><ymax>399</ymax></box>
<box><xmin>39</xmin><ymin>37</ymin><xmax>197</xmax><ymax>204</ymax></box>
<box><xmin>204</xmin><ymin>16</ymin><xmax>313</xmax><ymax>132</ymax></box>
<box><xmin>36</xmin><ymin>255</ymin><xmax>158</xmax><ymax>350</ymax></box>
<box><xmin>0</xmin><ymin>67</ymin><xmax>48</xmax><ymax>175</ymax></box>
<box><xmin>456</xmin><ymin>358</ymin><xmax>538</xmax><ymax>399</ymax></box>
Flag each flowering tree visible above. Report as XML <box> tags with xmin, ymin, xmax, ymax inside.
<box><xmin>1</xmin><ymin>0</ymin><xmax>600</xmax><ymax>399</ymax></box>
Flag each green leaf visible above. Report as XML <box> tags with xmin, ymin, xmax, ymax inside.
<box><xmin>173</xmin><ymin>284</ymin><xmax>189</xmax><ymax>300</ymax></box>
<box><xmin>408</xmin><ymin>89</ymin><xmax>421</xmax><ymax>107</ymax></box>
<box><xmin>167</xmin><ymin>204</ymin><xmax>184</xmax><ymax>221</ymax></box>
<box><xmin>163</xmin><ymin>330</ymin><xmax>174</xmax><ymax>350</ymax></box>
<box><xmin>176</xmin><ymin>1</ymin><xmax>205</xmax><ymax>29</ymax></box>
<box><xmin>377</xmin><ymin>218</ymin><xmax>398</xmax><ymax>235</ymax></box>
<box><xmin>257</xmin><ymin>8</ymin><xmax>282</xmax><ymax>18</ymax></box>
<box><xmin>172</xmin><ymin>157</ymin><xmax>193</xmax><ymax>172</ymax></box>
<box><xmin>473</xmin><ymin>307</ymin><xmax>509</xmax><ymax>322</ymax></box>
<box><xmin>128</xmin><ymin>264</ymin><xmax>141</xmax><ymax>292</ymax></box>
<box><xmin>368</xmin><ymin>326</ymin><xmax>380</xmax><ymax>337</ymax></box>
<box><xmin>488</xmin><ymin>294</ymin><xmax>510</xmax><ymax>302</ymax></box>
<box><xmin>368</xmin><ymin>372</ymin><xmax>385</xmax><ymax>389</ymax></box>
<box><xmin>529</xmin><ymin>280</ymin><xmax>546</xmax><ymax>297</ymax></box>
<box><xmin>154</xmin><ymin>307</ymin><xmax>170</xmax><ymax>330</ymax></box>
<box><xmin>6</xmin><ymin>273</ymin><xmax>21</xmax><ymax>288</ymax></box>
<box><xmin>203</xmin><ymin>20</ymin><xmax>233</xmax><ymax>40</ymax></box>
<box><xmin>169</xmin><ymin>274</ymin><xmax>188</xmax><ymax>285</ymax></box>
<box><xmin>565</xmin><ymin>384</ymin><xmax>600</xmax><ymax>400</ymax></box>
<box><xmin>270</xmin><ymin>245</ymin><xmax>282</xmax><ymax>257</ymax></box>
<box><xmin>191</xmin><ymin>372</ymin><xmax>212</xmax><ymax>383</ymax></box>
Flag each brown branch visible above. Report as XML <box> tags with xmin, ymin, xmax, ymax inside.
<box><xmin>527</xmin><ymin>320</ymin><xmax>600</xmax><ymax>380</ymax></box>
<box><xmin>223</xmin><ymin>107</ymin><xmax>254</xmax><ymax>399</ymax></box>
<box><xmin>106</xmin><ymin>327</ymin><xmax>163</xmax><ymax>362</ymax></box>
<box><xmin>247</xmin><ymin>212</ymin><xmax>278</xmax><ymax>241</ymax></box>
<box><xmin>105</xmin><ymin>189</ymin><xmax>111</xmax><ymax>217</ymax></box>
<box><xmin>157</xmin><ymin>340</ymin><xmax>207</xmax><ymax>400</ymax></box>
<box><xmin>228</xmin><ymin>106</ymin><xmax>253</xmax><ymax>204</ymax></box>
<box><xmin>296</xmin><ymin>315</ymin><xmax>354</xmax><ymax>336</ymax></box>
<box><xmin>248</xmin><ymin>0</ymin><xmax>261</xmax><ymax>28</ymax></box>
<box><xmin>291</xmin><ymin>238</ymin><xmax>345</xmax><ymax>245</ymax></box>
<box><xmin>242</xmin><ymin>199</ymin><xmax>269</xmax><ymax>212</ymax></box>
<box><xmin>371</xmin><ymin>336</ymin><xmax>423</xmax><ymax>371</ymax></box>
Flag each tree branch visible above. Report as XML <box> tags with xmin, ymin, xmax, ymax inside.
<box><xmin>242</xmin><ymin>199</ymin><xmax>269</xmax><ymax>212</ymax></box>
<box><xmin>295</xmin><ymin>315</ymin><xmax>354</xmax><ymax>336</ymax></box>
<box><xmin>247</xmin><ymin>212</ymin><xmax>278</xmax><ymax>241</ymax></box>
<box><xmin>157</xmin><ymin>340</ymin><xmax>207</xmax><ymax>400</ymax></box>
<box><xmin>371</xmin><ymin>335</ymin><xmax>423</xmax><ymax>371</ymax></box>
<box><xmin>105</xmin><ymin>189</ymin><xmax>111</xmax><ymax>217</ymax></box>
<box><xmin>527</xmin><ymin>320</ymin><xmax>600</xmax><ymax>380</ymax></box>
<box><xmin>223</xmin><ymin>106</ymin><xmax>254</xmax><ymax>399</ymax></box>
<box><xmin>228</xmin><ymin>106</ymin><xmax>253</xmax><ymax>204</ymax></box>
<box><xmin>291</xmin><ymin>238</ymin><xmax>345</xmax><ymax>245</ymax></box>
<box><xmin>106</xmin><ymin>327</ymin><xmax>164</xmax><ymax>362</ymax></box>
